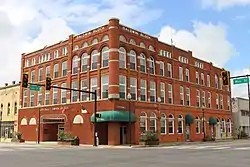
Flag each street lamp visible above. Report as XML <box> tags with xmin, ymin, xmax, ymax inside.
<box><xmin>202</xmin><ymin>104</ymin><xmax>206</xmax><ymax>141</ymax></box>
<box><xmin>37</xmin><ymin>103</ymin><xmax>41</xmax><ymax>144</ymax></box>
<box><xmin>127</xmin><ymin>93</ymin><xmax>132</xmax><ymax>147</ymax></box>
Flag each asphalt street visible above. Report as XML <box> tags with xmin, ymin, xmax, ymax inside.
<box><xmin>0</xmin><ymin>141</ymin><xmax>250</xmax><ymax>167</ymax></box>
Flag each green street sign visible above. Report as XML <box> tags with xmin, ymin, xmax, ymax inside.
<box><xmin>29</xmin><ymin>85</ymin><xmax>41</xmax><ymax>91</ymax></box>
<box><xmin>233</xmin><ymin>78</ymin><xmax>249</xmax><ymax>85</ymax></box>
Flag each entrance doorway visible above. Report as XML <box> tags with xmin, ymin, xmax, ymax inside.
<box><xmin>120</xmin><ymin>126</ymin><xmax>127</xmax><ymax>145</ymax></box>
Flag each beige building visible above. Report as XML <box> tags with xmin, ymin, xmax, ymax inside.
<box><xmin>0</xmin><ymin>81</ymin><xmax>20</xmax><ymax>141</ymax></box>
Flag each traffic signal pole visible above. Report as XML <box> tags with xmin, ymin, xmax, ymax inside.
<box><xmin>27</xmin><ymin>82</ymin><xmax>98</xmax><ymax>147</ymax></box>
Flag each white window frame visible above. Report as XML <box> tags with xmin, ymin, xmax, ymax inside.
<box><xmin>52</xmin><ymin>85</ymin><xmax>58</xmax><ymax>104</ymax></box>
<box><xmin>201</xmin><ymin>73</ymin><xmax>205</xmax><ymax>85</ymax></box>
<box><xmin>196</xmin><ymin>90</ymin><xmax>200</xmax><ymax>107</ymax></box>
<box><xmin>207</xmin><ymin>74</ymin><xmax>210</xmax><ymax>87</ymax></box>
<box><xmin>91</xmin><ymin>50</ymin><xmax>98</xmax><ymax>70</ymax></box>
<box><xmin>61</xmin><ymin>83</ymin><xmax>67</xmax><ymax>104</ymax></box>
<box><xmin>140</xmin><ymin>79</ymin><xmax>146</xmax><ymax>101</ymax></box>
<box><xmin>186</xmin><ymin>87</ymin><xmax>190</xmax><ymax>106</ymax></box>
<box><xmin>139</xmin><ymin>53</ymin><xmax>146</xmax><ymax>72</ymax></box>
<box><xmin>185</xmin><ymin>69</ymin><xmax>189</xmax><ymax>82</ymax></box>
<box><xmin>90</xmin><ymin>77</ymin><xmax>98</xmax><ymax>100</ymax></box>
<box><xmin>160</xmin><ymin>82</ymin><xmax>165</xmax><ymax>103</ymax></box>
<box><xmin>167</xmin><ymin>63</ymin><xmax>172</xmax><ymax>78</ymax></box>
<box><xmin>101</xmin><ymin>75</ymin><xmax>109</xmax><ymax>99</ymax></box>
<box><xmin>159</xmin><ymin>61</ymin><xmax>164</xmax><ymax>76</ymax></box>
<box><xmin>101</xmin><ymin>47</ymin><xmax>109</xmax><ymax>68</ymax></box>
<box><xmin>119</xmin><ymin>47</ymin><xmax>126</xmax><ymax>68</ymax></box>
<box><xmin>180</xmin><ymin>86</ymin><xmax>184</xmax><ymax>105</ymax></box>
<box><xmin>179</xmin><ymin>67</ymin><xmax>183</xmax><ymax>81</ymax></box>
<box><xmin>196</xmin><ymin>71</ymin><xmax>199</xmax><ymax>84</ymax></box>
<box><xmin>149</xmin><ymin>81</ymin><xmax>156</xmax><ymax>102</ymax></box>
<box><xmin>62</xmin><ymin>61</ymin><xmax>67</xmax><ymax>77</ymax></box>
<box><xmin>130</xmin><ymin>77</ymin><xmax>137</xmax><ymax>100</ymax></box>
<box><xmin>119</xmin><ymin>75</ymin><xmax>126</xmax><ymax>99</ymax></box>
<box><xmin>129</xmin><ymin>50</ymin><xmax>137</xmax><ymax>70</ymax></box>
<box><xmin>168</xmin><ymin>84</ymin><xmax>173</xmax><ymax>104</ymax></box>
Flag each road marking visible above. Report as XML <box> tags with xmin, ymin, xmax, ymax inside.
<box><xmin>0</xmin><ymin>148</ymin><xmax>13</xmax><ymax>152</ymax></box>
<box><xmin>233</xmin><ymin>147</ymin><xmax>250</xmax><ymax>150</ymax></box>
<box><xmin>192</xmin><ymin>146</ymin><xmax>218</xmax><ymax>149</ymax></box>
<box><xmin>211</xmin><ymin>147</ymin><xmax>231</xmax><ymax>150</ymax></box>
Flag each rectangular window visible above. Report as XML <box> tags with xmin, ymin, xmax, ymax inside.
<box><xmin>140</xmin><ymin>79</ymin><xmax>146</xmax><ymax>101</ymax></box>
<box><xmin>62</xmin><ymin>61</ymin><xmax>67</xmax><ymax>77</ymax></box>
<box><xmin>31</xmin><ymin>70</ymin><xmax>35</xmax><ymax>83</ymax></box>
<box><xmin>37</xmin><ymin>89</ymin><xmax>42</xmax><ymax>105</ymax></box>
<box><xmin>201</xmin><ymin>91</ymin><xmax>205</xmax><ymax>107</ymax></box>
<box><xmin>71</xmin><ymin>81</ymin><xmax>78</xmax><ymax>102</ymax></box>
<box><xmin>61</xmin><ymin>83</ymin><xmax>67</xmax><ymax>103</ymax></box>
<box><xmin>23</xmin><ymin>89</ymin><xmax>28</xmax><ymax>107</ymax></box>
<box><xmin>219</xmin><ymin>78</ymin><xmax>223</xmax><ymax>89</ymax></box>
<box><xmin>30</xmin><ymin>90</ymin><xmax>34</xmax><ymax>106</ymax></box>
<box><xmin>168</xmin><ymin>84</ymin><xmax>173</xmax><ymax>104</ymax></box>
<box><xmin>62</xmin><ymin>47</ymin><xmax>68</xmax><ymax>56</ymax></box>
<box><xmin>90</xmin><ymin>78</ymin><xmax>97</xmax><ymax>100</ymax></box>
<box><xmin>179</xmin><ymin>67</ymin><xmax>183</xmax><ymax>81</ymax></box>
<box><xmin>186</xmin><ymin>87</ymin><xmax>190</xmax><ymax>106</ymax></box>
<box><xmin>101</xmin><ymin>75</ymin><xmax>109</xmax><ymax>99</ymax></box>
<box><xmin>201</xmin><ymin>73</ymin><xmax>204</xmax><ymax>85</ymax></box>
<box><xmin>215</xmin><ymin>75</ymin><xmax>218</xmax><ymax>89</ymax></box>
<box><xmin>52</xmin><ymin>85</ymin><xmax>58</xmax><ymax>104</ymax></box>
<box><xmin>185</xmin><ymin>69</ymin><xmax>189</xmax><ymax>82</ymax></box>
<box><xmin>54</xmin><ymin>64</ymin><xmax>59</xmax><ymax>78</ymax></box>
<box><xmin>216</xmin><ymin>94</ymin><xmax>219</xmax><ymax>109</ymax></box>
<box><xmin>196</xmin><ymin>90</ymin><xmax>200</xmax><ymax>107</ymax></box>
<box><xmin>45</xmin><ymin>91</ymin><xmax>50</xmax><ymax>105</ymax></box>
<box><xmin>38</xmin><ymin>68</ymin><xmax>43</xmax><ymax>82</ymax></box>
<box><xmin>150</xmin><ymin>81</ymin><xmax>156</xmax><ymax>102</ymax></box>
<box><xmin>167</xmin><ymin>63</ymin><xmax>172</xmax><ymax>78</ymax></box>
<box><xmin>159</xmin><ymin>62</ymin><xmax>164</xmax><ymax>76</ymax></box>
<box><xmin>81</xmin><ymin>80</ymin><xmax>88</xmax><ymax>101</ymax></box>
<box><xmin>180</xmin><ymin>86</ymin><xmax>184</xmax><ymax>105</ymax></box>
<box><xmin>196</xmin><ymin>71</ymin><xmax>199</xmax><ymax>84</ymax></box>
<box><xmin>54</xmin><ymin>50</ymin><xmax>59</xmax><ymax>59</ymax></box>
<box><xmin>130</xmin><ymin>77</ymin><xmax>137</xmax><ymax>100</ymax></box>
<box><xmin>46</xmin><ymin>66</ymin><xmax>50</xmax><ymax>77</ymax></box>
<box><xmin>208</xmin><ymin>92</ymin><xmax>211</xmax><ymax>108</ymax></box>
<box><xmin>119</xmin><ymin>75</ymin><xmax>126</xmax><ymax>99</ymax></box>
<box><xmin>160</xmin><ymin>82</ymin><xmax>165</xmax><ymax>103</ymax></box>
<box><xmin>220</xmin><ymin>94</ymin><xmax>223</xmax><ymax>109</ymax></box>
<box><xmin>207</xmin><ymin>74</ymin><xmax>210</xmax><ymax>87</ymax></box>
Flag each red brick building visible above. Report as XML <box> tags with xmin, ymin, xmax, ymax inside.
<box><xmin>18</xmin><ymin>18</ymin><xmax>233</xmax><ymax>145</ymax></box>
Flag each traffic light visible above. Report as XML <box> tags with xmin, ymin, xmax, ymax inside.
<box><xmin>221</xmin><ymin>70</ymin><xmax>230</xmax><ymax>86</ymax></box>
<box><xmin>45</xmin><ymin>77</ymin><xmax>52</xmax><ymax>90</ymax></box>
<box><xmin>22</xmin><ymin>74</ymin><xmax>29</xmax><ymax>88</ymax></box>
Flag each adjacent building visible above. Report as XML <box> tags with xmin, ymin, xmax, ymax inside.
<box><xmin>18</xmin><ymin>18</ymin><xmax>233</xmax><ymax>145</ymax></box>
<box><xmin>0</xmin><ymin>81</ymin><xmax>20</xmax><ymax>142</ymax></box>
<box><xmin>232</xmin><ymin>97</ymin><xmax>250</xmax><ymax>136</ymax></box>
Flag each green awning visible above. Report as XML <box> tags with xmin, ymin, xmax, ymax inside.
<box><xmin>185</xmin><ymin>114</ymin><xmax>194</xmax><ymax>125</ymax></box>
<box><xmin>209</xmin><ymin>117</ymin><xmax>217</xmax><ymax>125</ymax></box>
<box><xmin>90</xmin><ymin>110</ymin><xmax>137</xmax><ymax>123</ymax></box>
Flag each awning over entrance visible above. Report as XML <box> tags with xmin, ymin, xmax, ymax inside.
<box><xmin>185</xmin><ymin>114</ymin><xmax>194</xmax><ymax>125</ymax></box>
<box><xmin>209</xmin><ymin>117</ymin><xmax>217</xmax><ymax>125</ymax></box>
<box><xmin>90</xmin><ymin>110</ymin><xmax>137</xmax><ymax>123</ymax></box>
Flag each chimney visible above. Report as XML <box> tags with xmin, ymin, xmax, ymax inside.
<box><xmin>12</xmin><ymin>81</ymin><xmax>15</xmax><ymax>84</ymax></box>
<box><xmin>5</xmin><ymin>83</ymin><xmax>8</xmax><ymax>86</ymax></box>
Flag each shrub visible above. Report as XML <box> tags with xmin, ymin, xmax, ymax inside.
<box><xmin>16</xmin><ymin>132</ymin><xmax>22</xmax><ymax>140</ymax></box>
<box><xmin>57</xmin><ymin>131</ymin><xmax>73</xmax><ymax>141</ymax></box>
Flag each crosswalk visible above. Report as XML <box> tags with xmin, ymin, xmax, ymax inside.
<box><xmin>141</xmin><ymin>145</ymin><xmax>250</xmax><ymax>151</ymax></box>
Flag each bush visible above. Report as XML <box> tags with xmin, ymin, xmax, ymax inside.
<box><xmin>57</xmin><ymin>131</ymin><xmax>73</xmax><ymax>141</ymax></box>
<box><xmin>16</xmin><ymin>132</ymin><xmax>22</xmax><ymax>140</ymax></box>
<box><xmin>139</xmin><ymin>131</ymin><xmax>159</xmax><ymax>145</ymax></box>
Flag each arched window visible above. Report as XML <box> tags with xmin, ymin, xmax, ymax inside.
<box><xmin>102</xmin><ymin>35</ymin><xmax>109</xmax><ymax>41</ymax></box>
<box><xmin>227</xmin><ymin>119</ymin><xmax>232</xmax><ymax>135</ymax></box>
<box><xmin>82</xmin><ymin>42</ymin><xmax>88</xmax><ymax>48</ymax></box>
<box><xmin>160</xmin><ymin>113</ymin><xmax>167</xmax><ymax>134</ymax></box>
<box><xmin>129</xmin><ymin>50</ymin><xmax>136</xmax><ymax>70</ymax></box>
<box><xmin>140</xmin><ymin>112</ymin><xmax>147</xmax><ymax>134</ymax></box>
<box><xmin>139</xmin><ymin>42</ymin><xmax>146</xmax><ymax>48</ymax></box>
<box><xmin>91</xmin><ymin>50</ymin><xmax>98</xmax><ymax>70</ymax></box>
<box><xmin>74</xmin><ymin>45</ymin><xmax>79</xmax><ymax>51</ymax></box>
<box><xmin>150</xmin><ymin>112</ymin><xmax>156</xmax><ymax>132</ymax></box>
<box><xmin>222</xmin><ymin>118</ymin><xmax>226</xmax><ymax>133</ymax></box>
<box><xmin>149</xmin><ymin>57</ymin><xmax>155</xmax><ymax>74</ymax></box>
<box><xmin>168</xmin><ymin>114</ymin><xmax>174</xmax><ymax>134</ymax></box>
<box><xmin>101</xmin><ymin>47</ymin><xmax>109</xmax><ymax>67</ymax></box>
<box><xmin>149</xmin><ymin>45</ymin><xmax>155</xmax><ymax>51</ymax></box>
<box><xmin>119</xmin><ymin>47</ymin><xmax>126</xmax><ymax>68</ymax></box>
<box><xmin>91</xmin><ymin>38</ymin><xmax>98</xmax><ymax>45</ymax></box>
<box><xmin>72</xmin><ymin>56</ymin><xmax>79</xmax><ymax>74</ymax></box>
<box><xmin>129</xmin><ymin>39</ymin><xmax>136</xmax><ymax>45</ymax></box>
<box><xmin>139</xmin><ymin>53</ymin><xmax>146</xmax><ymax>72</ymax></box>
<box><xmin>159</xmin><ymin>61</ymin><xmax>164</xmax><ymax>76</ymax></box>
<box><xmin>195</xmin><ymin>116</ymin><xmax>201</xmax><ymax>134</ymax></box>
<box><xmin>178</xmin><ymin>115</ymin><xmax>183</xmax><ymax>134</ymax></box>
<box><xmin>81</xmin><ymin>53</ymin><xmax>88</xmax><ymax>72</ymax></box>
<box><xmin>119</xmin><ymin>35</ymin><xmax>126</xmax><ymax>42</ymax></box>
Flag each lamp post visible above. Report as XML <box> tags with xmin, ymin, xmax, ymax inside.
<box><xmin>127</xmin><ymin>93</ymin><xmax>132</xmax><ymax>147</ymax></box>
<box><xmin>157</xmin><ymin>97</ymin><xmax>162</xmax><ymax>139</ymax></box>
<box><xmin>37</xmin><ymin>103</ymin><xmax>41</xmax><ymax>144</ymax></box>
<box><xmin>202</xmin><ymin>105</ymin><xmax>206</xmax><ymax>141</ymax></box>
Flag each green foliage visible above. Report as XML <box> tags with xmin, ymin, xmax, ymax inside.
<box><xmin>57</xmin><ymin>131</ymin><xmax>73</xmax><ymax>141</ymax></box>
<box><xmin>16</xmin><ymin>132</ymin><xmax>22</xmax><ymax>140</ymax></box>
<box><xmin>139</xmin><ymin>131</ymin><xmax>159</xmax><ymax>142</ymax></box>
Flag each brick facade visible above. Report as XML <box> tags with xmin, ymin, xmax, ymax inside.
<box><xmin>18</xmin><ymin>18</ymin><xmax>233</xmax><ymax>145</ymax></box>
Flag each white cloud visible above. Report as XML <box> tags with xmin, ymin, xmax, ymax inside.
<box><xmin>201</xmin><ymin>0</ymin><xmax>250</xmax><ymax>10</ymax></box>
<box><xmin>158</xmin><ymin>21</ymin><xmax>236</xmax><ymax>67</ymax></box>
<box><xmin>0</xmin><ymin>0</ymin><xmax>162</xmax><ymax>84</ymax></box>
<box><xmin>231</xmin><ymin>68</ymin><xmax>250</xmax><ymax>98</ymax></box>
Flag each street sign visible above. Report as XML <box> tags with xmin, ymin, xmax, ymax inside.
<box><xmin>233</xmin><ymin>78</ymin><xmax>249</xmax><ymax>85</ymax></box>
<box><xmin>29</xmin><ymin>85</ymin><xmax>41</xmax><ymax>91</ymax></box>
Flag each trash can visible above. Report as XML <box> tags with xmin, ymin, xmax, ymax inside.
<box><xmin>72</xmin><ymin>136</ymin><xmax>79</xmax><ymax>146</ymax></box>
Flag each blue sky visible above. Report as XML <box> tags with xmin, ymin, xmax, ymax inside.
<box><xmin>0</xmin><ymin>0</ymin><xmax>249</xmax><ymax>97</ymax></box>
